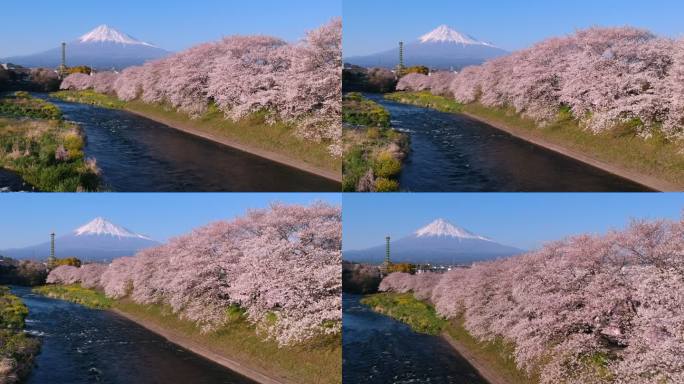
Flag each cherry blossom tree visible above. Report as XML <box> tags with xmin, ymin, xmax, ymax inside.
<box><xmin>427</xmin><ymin>71</ymin><xmax>457</xmax><ymax>97</ymax></box>
<box><xmin>280</xmin><ymin>18</ymin><xmax>342</xmax><ymax>155</ymax></box>
<box><xmin>396</xmin><ymin>73</ymin><xmax>430</xmax><ymax>92</ymax></box>
<box><xmin>46</xmin><ymin>265</ymin><xmax>80</xmax><ymax>284</ymax></box>
<box><xmin>113</xmin><ymin>66</ymin><xmax>144</xmax><ymax>101</ymax></box>
<box><xmin>379</xmin><ymin>216</ymin><xmax>684</xmax><ymax>383</ymax></box>
<box><xmin>91</xmin><ymin>72</ymin><xmax>118</xmax><ymax>94</ymax></box>
<box><xmin>44</xmin><ymin>202</ymin><xmax>342</xmax><ymax>346</ymax></box>
<box><xmin>60</xmin><ymin>73</ymin><xmax>92</xmax><ymax>91</ymax></box>
<box><xmin>206</xmin><ymin>36</ymin><xmax>288</xmax><ymax>121</ymax></box>
<box><xmin>59</xmin><ymin>19</ymin><xmax>342</xmax><ymax>156</ymax></box>
<box><xmin>442</xmin><ymin>27</ymin><xmax>684</xmax><ymax>138</ymax></box>
<box><xmin>99</xmin><ymin>256</ymin><xmax>135</xmax><ymax>299</ymax></box>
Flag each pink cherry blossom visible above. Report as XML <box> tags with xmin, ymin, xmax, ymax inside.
<box><xmin>59</xmin><ymin>19</ymin><xmax>342</xmax><ymax>156</ymax></box>
<box><xmin>443</xmin><ymin>27</ymin><xmax>684</xmax><ymax>138</ymax></box>
<box><xmin>46</xmin><ymin>202</ymin><xmax>341</xmax><ymax>346</ymax></box>
<box><xmin>380</xmin><ymin>217</ymin><xmax>684</xmax><ymax>383</ymax></box>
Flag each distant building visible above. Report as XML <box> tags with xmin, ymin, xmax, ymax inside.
<box><xmin>47</xmin><ymin>232</ymin><xmax>57</xmax><ymax>268</ymax></box>
<box><xmin>381</xmin><ymin>236</ymin><xmax>391</xmax><ymax>275</ymax></box>
<box><xmin>415</xmin><ymin>263</ymin><xmax>469</xmax><ymax>274</ymax></box>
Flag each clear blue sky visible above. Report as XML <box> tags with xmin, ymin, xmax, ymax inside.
<box><xmin>0</xmin><ymin>193</ymin><xmax>340</xmax><ymax>248</ymax></box>
<box><xmin>343</xmin><ymin>193</ymin><xmax>684</xmax><ymax>251</ymax></box>
<box><xmin>0</xmin><ymin>0</ymin><xmax>340</xmax><ymax>57</ymax></box>
<box><xmin>344</xmin><ymin>0</ymin><xmax>684</xmax><ymax>56</ymax></box>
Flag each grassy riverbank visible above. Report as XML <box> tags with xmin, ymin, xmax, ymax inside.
<box><xmin>50</xmin><ymin>90</ymin><xmax>125</xmax><ymax>109</ymax></box>
<box><xmin>0</xmin><ymin>286</ymin><xmax>41</xmax><ymax>383</ymax></box>
<box><xmin>386</xmin><ymin>91</ymin><xmax>684</xmax><ymax>190</ymax></box>
<box><xmin>362</xmin><ymin>292</ymin><xmax>536</xmax><ymax>384</ymax></box>
<box><xmin>343</xmin><ymin>93</ymin><xmax>408</xmax><ymax>191</ymax></box>
<box><xmin>0</xmin><ymin>92</ymin><xmax>100</xmax><ymax>191</ymax></box>
<box><xmin>32</xmin><ymin>284</ymin><xmax>112</xmax><ymax>309</ymax></box>
<box><xmin>51</xmin><ymin>90</ymin><xmax>341</xmax><ymax>179</ymax></box>
<box><xmin>34</xmin><ymin>284</ymin><xmax>341</xmax><ymax>384</ymax></box>
<box><xmin>343</xmin><ymin>92</ymin><xmax>390</xmax><ymax>127</ymax></box>
<box><xmin>0</xmin><ymin>91</ymin><xmax>62</xmax><ymax>119</ymax></box>
<box><xmin>360</xmin><ymin>293</ymin><xmax>446</xmax><ymax>334</ymax></box>
<box><xmin>385</xmin><ymin>91</ymin><xmax>463</xmax><ymax>113</ymax></box>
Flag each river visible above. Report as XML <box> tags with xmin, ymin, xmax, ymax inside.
<box><xmin>365</xmin><ymin>94</ymin><xmax>650</xmax><ymax>192</ymax></box>
<box><xmin>0</xmin><ymin>168</ymin><xmax>34</xmax><ymax>191</ymax></box>
<box><xmin>37</xmin><ymin>95</ymin><xmax>339</xmax><ymax>192</ymax></box>
<box><xmin>12</xmin><ymin>286</ymin><xmax>257</xmax><ymax>384</ymax></box>
<box><xmin>342</xmin><ymin>294</ymin><xmax>488</xmax><ymax>384</ymax></box>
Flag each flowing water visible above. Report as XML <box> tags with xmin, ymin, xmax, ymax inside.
<box><xmin>38</xmin><ymin>95</ymin><xmax>339</xmax><ymax>191</ymax></box>
<box><xmin>342</xmin><ymin>294</ymin><xmax>488</xmax><ymax>384</ymax></box>
<box><xmin>0</xmin><ymin>168</ymin><xmax>34</xmax><ymax>191</ymax></box>
<box><xmin>12</xmin><ymin>286</ymin><xmax>256</xmax><ymax>384</ymax></box>
<box><xmin>366</xmin><ymin>94</ymin><xmax>650</xmax><ymax>192</ymax></box>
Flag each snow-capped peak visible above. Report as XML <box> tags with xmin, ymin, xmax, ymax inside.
<box><xmin>78</xmin><ymin>25</ymin><xmax>156</xmax><ymax>47</ymax></box>
<box><xmin>415</xmin><ymin>218</ymin><xmax>492</xmax><ymax>241</ymax></box>
<box><xmin>74</xmin><ymin>217</ymin><xmax>152</xmax><ymax>240</ymax></box>
<box><xmin>419</xmin><ymin>25</ymin><xmax>495</xmax><ymax>47</ymax></box>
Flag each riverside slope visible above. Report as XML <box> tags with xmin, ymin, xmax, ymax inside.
<box><xmin>459</xmin><ymin>110</ymin><xmax>672</xmax><ymax>192</ymax></box>
<box><xmin>123</xmin><ymin>106</ymin><xmax>341</xmax><ymax>183</ymax></box>
<box><xmin>112</xmin><ymin>309</ymin><xmax>288</xmax><ymax>384</ymax></box>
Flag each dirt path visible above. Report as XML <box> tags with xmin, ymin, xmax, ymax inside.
<box><xmin>460</xmin><ymin>111</ymin><xmax>677</xmax><ymax>192</ymax></box>
<box><xmin>112</xmin><ymin>309</ymin><xmax>291</xmax><ymax>384</ymax></box>
<box><xmin>441</xmin><ymin>332</ymin><xmax>513</xmax><ymax>384</ymax></box>
<box><xmin>123</xmin><ymin>107</ymin><xmax>342</xmax><ymax>183</ymax></box>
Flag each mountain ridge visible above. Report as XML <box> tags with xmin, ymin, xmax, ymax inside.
<box><xmin>0</xmin><ymin>217</ymin><xmax>160</xmax><ymax>262</ymax></box>
<box><xmin>419</xmin><ymin>25</ymin><xmax>495</xmax><ymax>47</ymax></box>
<box><xmin>74</xmin><ymin>217</ymin><xmax>153</xmax><ymax>240</ymax></box>
<box><xmin>2</xmin><ymin>25</ymin><xmax>170</xmax><ymax>70</ymax></box>
<box><xmin>344</xmin><ymin>25</ymin><xmax>508</xmax><ymax>69</ymax></box>
<box><xmin>344</xmin><ymin>218</ymin><xmax>524</xmax><ymax>265</ymax></box>
<box><xmin>78</xmin><ymin>25</ymin><xmax>157</xmax><ymax>47</ymax></box>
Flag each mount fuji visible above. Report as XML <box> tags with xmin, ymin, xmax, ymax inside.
<box><xmin>343</xmin><ymin>218</ymin><xmax>523</xmax><ymax>265</ymax></box>
<box><xmin>1</xmin><ymin>217</ymin><xmax>160</xmax><ymax>262</ymax></box>
<box><xmin>344</xmin><ymin>25</ymin><xmax>508</xmax><ymax>69</ymax></box>
<box><xmin>2</xmin><ymin>25</ymin><xmax>170</xmax><ymax>70</ymax></box>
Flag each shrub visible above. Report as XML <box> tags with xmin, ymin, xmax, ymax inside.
<box><xmin>374</xmin><ymin>177</ymin><xmax>399</xmax><ymax>192</ymax></box>
<box><xmin>342</xmin><ymin>147</ymin><xmax>371</xmax><ymax>192</ymax></box>
<box><xmin>373</xmin><ymin>152</ymin><xmax>402</xmax><ymax>178</ymax></box>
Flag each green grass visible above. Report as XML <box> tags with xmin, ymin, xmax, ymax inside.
<box><xmin>0</xmin><ymin>117</ymin><xmax>100</xmax><ymax>191</ymax></box>
<box><xmin>387</xmin><ymin>91</ymin><xmax>684</xmax><ymax>189</ymax></box>
<box><xmin>0</xmin><ymin>286</ymin><xmax>41</xmax><ymax>382</ymax></box>
<box><xmin>0</xmin><ymin>91</ymin><xmax>62</xmax><ymax>120</ymax></box>
<box><xmin>32</xmin><ymin>284</ymin><xmax>113</xmax><ymax>309</ymax></box>
<box><xmin>50</xmin><ymin>90</ymin><xmax>126</xmax><ymax>109</ymax></box>
<box><xmin>343</xmin><ymin>92</ymin><xmax>391</xmax><ymax>127</ymax></box>
<box><xmin>34</xmin><ymin>285</ymin><xmax>341</xmax><ymax>384</ymax></box>
<box><xmin>361</xmin><ymin>293</ymin><xmax>447</xmax><ymax>334</ymax></box>
<box><xmin>0</xmin><ymin>286</ymin><xmax>29</xmax><ymax>329</ymax></box>
<box><xmin>52</xmin><ymin>90</ymin><xmax>340</xmax><ymax>173</ymax></box>
<box><xmin>342</xmin><ymin>127</ymin><xmax>408</xmax><ymax>192</ymax></box>
<box><xmin>385</xmin><ymin>91</ymin><xmax>464</xmax><ymax>113</ymax></box>
<box><xmin>0</xmin><ymin>93</ymin><xmax>100</xmax><ymax>191</ymax></box>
